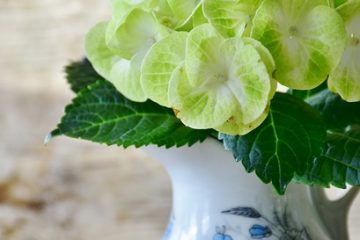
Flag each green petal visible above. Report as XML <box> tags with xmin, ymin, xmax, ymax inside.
<box><xmin>141</xmin><ymin>32</ymin><xmax>188</xmax><ymax>107</ymax></box>
<box><xmin>192</xmin><ymin>3</ymin><xmax>208</xmax><ymax>27</ymax></box>
<box><xmin>203</xmin><ymin>0</ymin><xmax>261</xmax><ymax>37</ymax></box>
<box><xmin>110</xmin><ymin>0</ymin><xmax>133</xmax><ymax>20</ymax></box>
<box><xmin>243</xmin><ymin>37</ymin><xmax>276</xmax><ymax>74</ymax></box>
<box><xmin>329</xmin><ymin>2</ymin><xmax>360</xmax><ymax>102</ymax></box>
<box><xmin>336</xmin><ymin>0</ymin><xmax>360</xmax><ymax>20</ymax></box>
<box><xmin>167</xmin><ymin>0</ymin><xmax>201</xmax><ymax>26</ymax></box>
<box><xmin>185</xmin><ymin>24</ymin><xmax>223</xmax><ymax>85</ymax></box>
<box><xmin>106</xmin><ymin>8</ymin><xmax>167</xmax><ymax>60</ymax></box>
<box><xmin>333</xmin><ymin>0</ymin><xmax>347</xmax><ymax>8</ymax></box>
<box><xmin>242</xmin><ymin>38</ymin><xmax>278</xmax><ymax>99</ymax></box>
<box><xmin>110</xmin><ymin>51</ymin><xmax>147</xmax><ymax>102</ymax></box>
<box><xmin>169</xmin><ymin>65</ymin><xmax>235</xmax><ymax>128</ymax></box>
<box><xmin>223</xmin><ymin>38</ymin><xmax>272</xmax><ymax>124</ymax></box>
<box><xmin>215</xmin><ymin>104</ymin><xmax>270</xmax><ymax>135</ymax></box>
<box><xmin>110</xmin><ymin>0</ymin><xmax>159</xmax><ymax>20</ymax></box>
<box><xmin>151</xmin><ymin>0</ymin><xmax>179</xmax><ymax>29</ymax></box>
<box><xmin>251</xmin><ymin>0</ymin><xmax>346</xmax><ymax>90</ymax></box>
<box><xmin>85</xmin><ymin>22</ymin><xmax>119</xmax><ymax>80</ymax></box>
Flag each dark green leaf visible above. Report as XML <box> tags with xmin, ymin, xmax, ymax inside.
<box><xmin>300</xmin><ymin>126</ymin><xmax>360</xmax><ymax>188</ymax></box>
<box><xmin>306</xmin><ymin>90</ymin><xmax>360</xmax><ymax>130</ymax></box>
<box><xmin>220</xmin><ymin>93</ymin><xmax>326</xmax><ymax>194</ymax></box>
<box><xmin>65</xmin><ymin>58</ymin><xmax>105</xmax><ymax>93</ymax></box>
<box><xmin>51</xmin><ymin>80</ymin><xmax>211</xmax><ymax>148</ymax></box>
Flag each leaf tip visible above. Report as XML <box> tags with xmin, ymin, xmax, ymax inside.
<box><xmin>44</xmin><ymin>133</ymin><xmax>53</xmax><ymax>145</ymax></box>
<box><xmin>44</xmin><ymin>129</ymin><xmax>61</xmax><ymax>145</ymax></box>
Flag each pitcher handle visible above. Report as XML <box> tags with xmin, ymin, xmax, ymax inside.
<box><xmin>310</xmin><ymin>187</ymin><xmax>359</xmax><ymax>240</ymax></box>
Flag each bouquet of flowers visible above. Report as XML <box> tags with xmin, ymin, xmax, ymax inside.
<box><xmin>50</xmin><ymin>0</ymin><xmax>360</xmax><ymax>194</ymax></box>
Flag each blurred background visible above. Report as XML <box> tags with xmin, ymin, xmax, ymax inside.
<box><xmin>0</xmin><ymin>1</ymin><xmax>358</xmax><ymax>239</ymax></box>
<box><xmin>0</xmin><ymin>1</ymin><xmax>170</xmax><ymax>239</ymax></box>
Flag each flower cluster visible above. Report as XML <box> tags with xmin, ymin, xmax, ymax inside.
<box><xmin>85</xmin><ymin>0</ymin><xmax>360</xmax><ymax>135</ymax></box>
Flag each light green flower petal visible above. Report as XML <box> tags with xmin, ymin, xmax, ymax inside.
<box><xmin>141</xmin><ymin>32</ymin><xmax>188</xmax><ymax>107</ymax></box>
<box><xmin>242</xmin><ymin>37</ymin><xmax>276</xmax><ymax>74</ymax></box>
<box><xmin>110</xmin><ymin>0</ymin><xmax>133</xmax><ymax>20</ymax></box>
<box><xmin>242</xmin><ymin>38</ymin><xmax>278</xmax><ymax>99</ymax></box>
<box><xmin>269</xmin><ymin>78</ymin><xmax>278</xmax><ymax>99</ymax></box>
<box><xmin>192</xmin><ymin>3</ymin><xmax>208</xmax><ymax>27</ymax></box>
<box><xmin>333</xmin><ymin>0</ymin><xmax>347</xmax><ymax>8</ymax></box>
<box><xmin>329</xmin><ymin>2</ymin><xmax>360</xmax><ymax>102</ymax></box>
<box><xmin>106</xmin><ymin>8</ymin><xmax>167</xmax><ymax>60</ymax></box>
<box><xmin>85</xmin><ymin>22</ymin><xmax>119</xmax><ymax>80</ymax></box>
<box><xmin>110</xmin><ymin>0</ymin><xmax>201</xmax><ymax>30</ymax></box>
<box><xmin>251</xmin><ymin>0</ymin><xmax>346</xmax><ymax>90</ymax></box>
<box><xmin>336</xmin><ymin>0</ymin><xmax>360</xmax><ymax>20</ymax></box>
<box><xmin>224</xmin><ymin>38</ymin><xmax>272</xmax><ymax>124</ymax></box>
<box><xmin>185</xmin><ymin>24</ymin><xmax>224</xmax><ymax>85</ymax></box>
<box><xmin>111</xmin><ymin>0</ymin><xmax>159</xmax><ymax>20</ymax></box>
<box><xmin>167</xmin><ymin>0</ymin><xmax>201</xmax><ymax>26</ymax></box>
<box><xmin>154</xmin><ymin>2</ymin><xmax>178</xmax><ymax>29</ymax></box>
<box><xmin>215</xmin><ymin>104</ymin><xmax>270</xmax><ymax>135</ymax></box>
<box><xmin>169</xmin><ymin>65</ymin><xmax>235</xmax><ymax>128</ymax></box>
<box><xmin>203</xmin><ymin>0</ymin><xmax>261</xmax><ymax>37</ymax></box>
<box><xmin>328</xmin><ymin>48</ymin><xmax>360</xmax><ymax>102</ymax></box>
<box><xmin>110</xmin><ymin>52</ymin><xmax>147</xmax><ymax>102</ymax></box>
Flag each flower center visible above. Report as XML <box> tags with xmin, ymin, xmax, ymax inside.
<box><xmin>205</xmin><ymin>72</ymin><xmax>228</xmax><ymax>89</ymax></box>
<box><xmin>289</xmin><ymin>26</ymin><xmax>299</xmax><ymax>39</ymax></box>
<box><xmin>214</xmin><ymin>73</ymin><xmax>227</xmax><ymax>82</ymax></box>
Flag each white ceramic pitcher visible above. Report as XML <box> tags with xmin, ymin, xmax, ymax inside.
<box><xmin>145</xmin><ymin>139</ymin><xmax>359</xmax><ymax>240</ymax></box>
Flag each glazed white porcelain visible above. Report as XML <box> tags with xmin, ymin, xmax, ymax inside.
<box><xmin>144</xmin><ymin>139</ymin><xmax>358</xmax><ymax>240</ymax></box>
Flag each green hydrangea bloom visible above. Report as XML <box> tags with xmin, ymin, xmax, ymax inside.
<box><xmin>251</xmin><ymin>0</ymin><xmax>346</xmax><ymax>90</ymax></box>
<box><xmin>85</xmin><ymin>0</ymin><xmax>359</xmax><ymax>136</ymax></box>
<box><xmin>168</xmin><ymin>24</ymin><xmax>273</xmax><ymax>132</ymax></box>
<box><xmin>86</xmin><ymin>8</ymin><xmax>169</xmax><ymax>102</ymax></box>
<box><xmin>328</xmin><ymin>1</ymin><xmax>360</xmax><ymax>102</ymax></box>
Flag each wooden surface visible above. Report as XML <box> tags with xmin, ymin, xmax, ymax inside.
<box><xmin>0</xmin><ymin>1</ymin><xmax>359</xmax><ymax>239</ymax></box>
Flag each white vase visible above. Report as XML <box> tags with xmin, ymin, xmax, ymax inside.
<box><xmin>144</xmin><ymin>139</ymin><xmax>358</xmax><ymax>240</ymax></box>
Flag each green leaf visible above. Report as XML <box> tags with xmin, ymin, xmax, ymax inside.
<box><xmin>220</xmin><ymin>93</ymin><xmax>326</xmax><ymax>194</ymax></box>
<box><xmin>65</xmin><ymin>58</ymin><xmax>105</xmax><ymax>93</ymax></box>
<box><xmin>50</xmin><ymin>80</ymin><xmax>211</xmax><ymax>148</ymax></box>
<box><xmin>306</xmin><ymin>89</ymin><xmax>360</xmax><ymax>129</ymax></box>
<box><xmin>300</xmin><ymin>126</ymin><xmax>360</xmax><ymax>188</ymax></box>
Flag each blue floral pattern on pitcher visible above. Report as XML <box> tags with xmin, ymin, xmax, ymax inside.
<box><xmin>215</xmin><ymin>206</ymin><xmax>312</xmax><ymax>240</ymax></box>
<box><xmin>249</xmin><ymin>224</ymin><xmax>272</xmax><ymax>239</ymax></box>
<box><xmin>213</xmin><ymin>226</ymin><xmax>233</xmax><ymax>240</ymax></box>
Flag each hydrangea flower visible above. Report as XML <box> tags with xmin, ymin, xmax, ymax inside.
<box><xmin>85</xmin><ymin>0</ymin><xmax>359</xmax><ymax>135</ymax></box>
